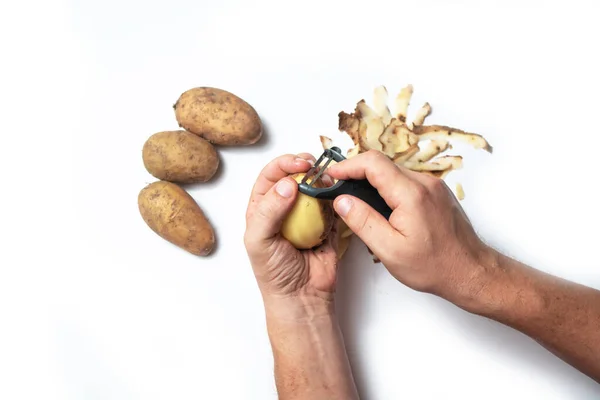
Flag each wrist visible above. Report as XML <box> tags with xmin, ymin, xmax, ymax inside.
<box><xmin>261</xmin><ymin>294</ymin><xmax>359</xmax><ymax>400</ymax></box>
<box><xmin>452</xmin><ymin>247</ymin><xmax>544</xmax><ymax>324</ymax></box>
<box><xmin>262</xmin><ymin>294</ymin><xmax>341</xmax><ymax>359</ymax></box>
<box><xmin>439</xmin><ymin>244</ymin><xmax>502</xmax><ymax>313</ymax></box>
<box><xmin>262</xmin><ymin>293</ymin><xmax>336</xmax><ymax>324</ymax></box>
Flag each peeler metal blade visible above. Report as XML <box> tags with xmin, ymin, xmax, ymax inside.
<box><xmin>300</xmin><ymin>146</ymin><xmax>345</xmax><ymax>187</ymax></box>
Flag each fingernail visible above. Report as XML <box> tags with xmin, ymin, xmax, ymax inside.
<box><xmin>276</xmin><ymin>179</ymin><xmax>294</xmax><ymax>198</ymax></box>
<box><xmin>336</xmin><ymin>197</ymin><xmax>352</xmax><ymax>217</ymax></box>
<box><xmin>295</xmin><ymin>157</ymin><xmax>314</xmax><ymax>166</ymax></box>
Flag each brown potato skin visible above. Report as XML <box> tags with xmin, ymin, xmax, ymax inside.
<box><xmin>173</xmin><ymin>87</ymin><xmax>262</xmax><ymax>146</ymax></box>
<box><xmin>142</xmin><ymin>130</ymin><xmax>219</xmax><ymax>184</ymax></box>
<box><xmin>138</xmin><ymin>181</ymin><xmax>215</xmax><ymax>256</ymax></box>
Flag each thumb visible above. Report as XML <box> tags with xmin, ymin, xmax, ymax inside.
<box><xmin>333</xmin><ymin>195</ymin><xmax>402</xmax><ymax>262</ymax></box>
<box><xmin>250</xmin><ymin>177</ymin><xmax>298</xmax><ymax>242</ymax></box>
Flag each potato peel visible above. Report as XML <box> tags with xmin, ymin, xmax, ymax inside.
<box><xmin>380</xmin><ymin>120</ymin><xmax>419</xmax><ymax>158</ymax></box>
<box><xmin>326</xmin><ymin>84</ymin><xmax>493</xmax><ymax>263</ymax></box>
<box><xmin>412</xmin><ymin>124</ymin><xmax>493</xmax><ymax>153</ymax></box>
<box><xmin>407</xmin><ymin>139</ymin><xmax>450</xmax><ymax>163</ymax></box>
<box><xmin>338</xmin><ymin>110</ymin><xmax>361</xmax><ymax>150</ymax></box>
<box><xmin>456</xmin><ymin>183</ymin><xmax>465</xmax><ymax>200</ymax></box>
<box><xmin>394</xmin><ymin>84</ymin><xmax>413</xmax><ymax>122</ymax></box>
<box><xmin>403</xmin><ymin>155</ymin><xmax>463</xmax><ymax>172</ymax></box>
<box><xmin>320</xmin><ymin>135</ymin><xmax>333</xmax><ymax>149</ymax></box>
<box><xmin>336</xmin><ymin>84</ymin><xmax>492</xmax><ymax>179</ymax></box>
<box><xmin>392</xmin><ymin>144</ymin><xmax>420</xmax><ymax>165</ymax></box>
<box><xmin>411</xmin><ymin>102</ymin><xmax>432</xmax><ymax>128</ymax></box>
<box><xmin>356</xmin><ymin>100</ymin><xmax>385</xmax><ymax>152</ymax></box>
<box><xmin>373</xmin><ymin>86</ymin><xmax>393</xmax><ymax>125</ymax></box>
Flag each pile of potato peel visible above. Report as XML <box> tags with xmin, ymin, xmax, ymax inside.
<box><xmin>319</xmin><ymin>84</ymin><xmax>493</xmax><ymax>262</ymax></box>
<box><xmin>138</xmin><ymin>87</ymin><xmax>263</xmax><ymax>256</ymax></box>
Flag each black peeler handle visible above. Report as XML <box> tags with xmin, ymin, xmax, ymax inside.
<box><xmin>299</xmin><ymin>146</ymin><xmax>393</xmax><ymax>219</ymax></box>
<box><xmin>335</xmin><ymin>179</ymin><xmax>393</xmax><ymax>220</ymax></box>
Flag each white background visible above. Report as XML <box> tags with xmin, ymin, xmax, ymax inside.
<box><xmin>1</xmin><ymin>0</ymin><xmax>599</xmax><ymax>399</ymax></box>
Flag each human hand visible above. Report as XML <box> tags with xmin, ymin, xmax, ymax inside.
<box><xmin>244</xmin><ymin>153</ymin><xmax>340</xmax><ymax>311</ymax></box>
<box><xmin>326</xmin><ymin>150</ymin><xmax>494</xmax><ymax>306</ymax></box>
<box><xmin>244</xmin><ymin>154</ymin><xmax>360</xmax><ymax>399</ymax></box>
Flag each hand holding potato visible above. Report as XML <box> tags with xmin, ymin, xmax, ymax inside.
<box><xmin>327</xmin><ymin>150</ymin><xmax>492</xmax><ymax>306</ymax></box>
<box><xmin>244</xmin><ymin>154</ymin><xmax>340</xmax><ymax>302</ymax></box>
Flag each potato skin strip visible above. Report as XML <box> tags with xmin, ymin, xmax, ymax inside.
<box><xmin>456</xmin><ymin>183</ymin><xmax>465</xmax><ymax>200</ymax></box>
<box><xmin>407</xmin><ymin>139</ymin><xmax>450</xmax><ymax>163</ymax></box>
<box><xmin>412</xmin><ymin>102</ymin><xmax>432</xmax><ymax>127</ymax></box>
<box><xmin>412</xmin><ymin>125</ymin><xmax>493</xmax><ymax>153</ymax></box>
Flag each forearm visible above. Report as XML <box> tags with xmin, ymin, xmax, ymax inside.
<box><xmin>462</xmin><ymin>249</ymin><xmax>600</xmax><ymax>382</ymax></box>
<box><xmin>263</xmin><ymin>296</ymin><xmax>359</xmax><ymax>400</ymax></box>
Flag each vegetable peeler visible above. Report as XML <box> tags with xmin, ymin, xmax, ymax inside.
<box><xmin>298</xmin><ymin>147</ymin><xmax>393</xmax><ymax>220</ymax></box>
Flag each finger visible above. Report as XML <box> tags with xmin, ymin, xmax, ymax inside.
<box><xmin>321</xmin><ymin>172</ymin><xmax>335</xmax><ymax>187</ymax></box>
<box><xmin>251</xmin><ymin>153</ymin><xmax>315</xmax><ymax>198</ymax></box>
<box><xmin>247</xmin><ymin>153</ymin><xmax>315</xmax><ymax>220</ymax></box>
<box><xmin>333</xmin><ymin>194</ymin><xmax>404</xmax><ymax>264</ymax></box>
<box><xmin>327</xmin><ymin>150</ymin><xmax>425</xmax><ymax>209</ymax></box>
<box><xmin>246</xmin><ymin>176</ymin><xmax>299</xmax><ymax>243</ymax></box>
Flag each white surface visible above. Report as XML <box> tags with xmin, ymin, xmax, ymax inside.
<box><xmin>1</xmin><ymin>0</ymin><xmax>600</xmax><ymax>399</ymax></box>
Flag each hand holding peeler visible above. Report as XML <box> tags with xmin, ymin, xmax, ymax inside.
<box><xmin>298</xmin><ymin>147</ymin><xmax>394</xmax><ymax>220</ymax></box>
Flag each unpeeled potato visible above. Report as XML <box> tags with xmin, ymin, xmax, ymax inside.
<box><xmin>174</xmin><ymin>87</ymin><xmax>262</xmax><ymax>146</ymax></box>
<box><xmin>138</xmin><ymin>181</ymin><xmax>215</xmax><ymax>256</ymax></box>
<box><xmin>142</xmin><ymin>130</ymin><xmax>219</xmax><ymax>184</ymax></box>
<box><xmin>280</xmin><ymin>173</ymin><xmax>335</xmax><ymax>250</ymax></box>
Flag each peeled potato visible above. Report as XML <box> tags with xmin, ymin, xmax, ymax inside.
<box><xmin>280</xmin><ymin>173</ymin><xmax>334</xmax><ymax>249</ymax></box>
<box><xmin>174</xmin><ymin>87</ymin><xmax>262</xmax><ymax>146</ymax></box>
<box><xmin>138</xmin><ymin>181</ymin><xmax>215</xmax><ymax>256</ymax></box>
<box><xmin>142</xmin><ymin>130</ymin><xmax>219</xmax><ymax>184</ymax></box>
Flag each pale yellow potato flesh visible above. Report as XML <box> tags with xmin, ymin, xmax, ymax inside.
<box><xmin>280</xmin><ymin>173</ymin><xmax>334</xmax><ymax>250</ymax></box>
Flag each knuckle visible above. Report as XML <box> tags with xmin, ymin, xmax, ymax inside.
<box><xmin>262</xmin><ymin>157</ymin><xmax>279</xmax><ymax>172</ymax></box>
<box><xmin>366</xmin><ymin>149</ymin><xmax>385</xmax><ymax>162</ymax></box>
<box><xmin>425</xmin><ymin>175</ymin><xmax>446</xmax><ymax>192</ymax></box>
<box><xmin>352</xmin><ymin>208</ymin><xmax>371</xmax><ymax>237</ymax></box>
<box><xmin>256</xmin><ymin>202</ymin><xmax>275</xmax><ymax>220</ymax></box>
<box><xmin>410</xmin><ymin>183</ymin><xmax>429</xmax><ymax>203</ymax></box>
